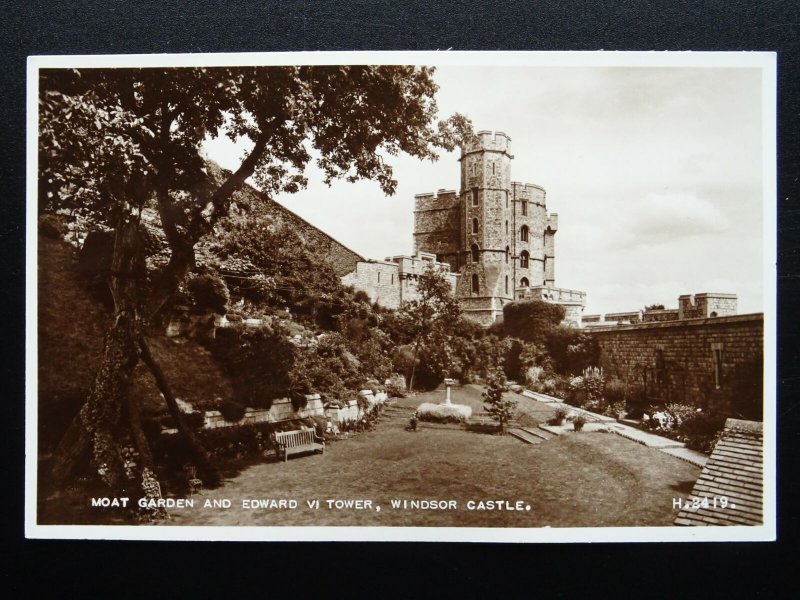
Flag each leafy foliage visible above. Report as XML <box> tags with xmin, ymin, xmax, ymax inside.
<box><xmin>544</xmin><ymin>325</ymin><xmax>600</xmax><ymax>375</ymax></box>
<box><xmin>395</xmin><ymin>263</ymin><xmax>462</xmax><ymax>389</ymax></box>
<box><xmin>187</xmin><ymin>272</ymin><xmax>230</xmax><ymax>314</ymax></box>
<box><xmin>210</xmin><ymin>324</ymin><xmax>296</xmax><ymax>407</ymax></box>
<box><xmin>502</xmin><ymin>300</ymin><xmax>565</xmax><ymax>345</ymax></box>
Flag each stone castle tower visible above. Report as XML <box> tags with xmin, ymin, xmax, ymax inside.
<box><xmin>413</xmin><ymin>130</ymin><xmax>584</xmax><ymax>325</ymax></box>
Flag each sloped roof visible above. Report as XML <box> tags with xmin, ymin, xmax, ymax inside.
<box><xmin>675</xmin><ymin>418</ymin><xmax>763</xmax><ymax>526</ymax></box>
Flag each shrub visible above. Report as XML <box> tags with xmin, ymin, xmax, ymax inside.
<box><xmin>217</xmin><ymin>399</ymin><xmax>246</xmax><ymax>422</ymax></box>
<box><xmin>605</xmin><ymin>400</ymin><xmax>627</xmax><ymax>419</ymax></box>
<box><xmin>665</xmin><ymin>403</ymin><xmax>698</xmax><ymax>426</ymax></box>
<box><xmin>502</xmin><ymin>300</ymin><xmax>565</xmax><ymax>344</ymax></box>
<box><xmin>184</xmin><ymin>411</ymin><xmax>206</xmax><ymax>429</ymax></box>
<box><xmin>680</xmin><ymin>411</ymin><xmax>727</xmax><ymax>453</ymax></box>
<box><xmin>385</xmin><ymin>373</ymin><xmax>407</xmax><ymax>398</ymax></box>
<box><xmin>188</xmin><ymin>272</ymin><xmax>230</xmax><ymax>314</ymax></box>
<box><xmin>604</xmin><ymin>378</ymin><xmax>627</xmax><ymax>404</ymax></box>
<box><xmin>210</xmin><ymin>325</ymin><xmax>296</xmax><ymax>406</ymax></box>
<box><xmin>39</xmin><ymin>213</ymin><xmax>67</xmax><ymax>238</ymax></box>
<box><xmin>291</xmin><ymin>392</ymin><xmax>309</xmax><ymax>412</ymax></box>
<box><xmin>416</xmin><ymin>402</ymin><xmax>472</xmax><ymax>423</ymax></box>
<box><xmin>573</xmin><ymin>414</ymin><xmax>587</xmax><ymax>431</ymax></box>
<box><xmin>545</xmin><ymin>326</ymin><xmax>600</xmax><ymax>375</ymax></box>
<box><xmin>581</xmin><ymin>366</ymin><xmax>605</xmax><ymax>411</ymax></box>
<box><xmin>550</xmin><ymin>406</ymin><xmax>568</xmax><ymax>425</ymax></box>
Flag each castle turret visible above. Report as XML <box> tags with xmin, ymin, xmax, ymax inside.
<box><xmin>457</xmin><ymin>131</ymin><xmax>515</xmax><ymax>323</ymax></box>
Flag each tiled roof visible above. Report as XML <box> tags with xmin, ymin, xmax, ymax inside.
<box><xmin>675</xmin><ymin>419</ymin><xmax>763</xmax><ymax>526</ymax></box>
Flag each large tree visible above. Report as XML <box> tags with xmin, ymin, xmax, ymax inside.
<box><xmin>395</xmin><ymin>262</ymin><xmax>462</xmax><ymax>390</ymax></box>
<box><xmin>39</xmin><ymin>65</ymin><xmax>471</xmax><ymax>505</ymax></box>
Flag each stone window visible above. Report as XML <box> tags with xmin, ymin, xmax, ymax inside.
<box><xmin>471</xmin><ymin>274</ymin><xmax>479</xmax><ymax>294</ymax></box>
<box><xmin>522</xmin><ymin>200</ymin><xmax>528</xmax><ymax>216</ymax></box>
<box><xmin>492</xmin><ymin>163</ymin><xmax>496</xmax><ymax>175</ymax></box>
<box><xmin>505</xmin><ymin>275</ymin><xmax>508</xmax><ymax>294</ymax></box>
<box><xmin>505</xmin><ymin>220</ymin><xmax>508</xmax><ymax>235</ymax></box>
<box><xmin>505</xmin><ymin>245</ymin><xmax>510</xmax><ymax>264</ymax></box>
<box><xmin>472</xmin><ymin>188</ymin><xmax>479</xmax><ymax>206</ymax></box>
<box><xmin>505</xmin><ymin>192</ymin><xmax>509</xmax><ymax>208</ymax></box>
<box><xmin>377</xmin><ymin>272</ymin><xmax>380</xmax><ymax>283</ymax></box>
<box><xmin>471</xmin><ymin>244</ymin><xmax>480</xmax><ymax>262</ymax></box>
<box><xmin>655</xmin><ymin>349</ymin><xmax>666</xmax><ymax>384</ymax></box>
<box><xmin>520</xmin><ymin>250</ymin><xmax>529</xmax><ymax>269</ymax></box>
<box><xmin>391</xmin><ymin>273</ymin><xmax>394</xmax><ymax>285</ymax></box>
<box><xmin>472</xmin><ymin>218</ymin><xmax>479</xmax><ymax>234</ymax></box>
<box><xmin>520</xmin><ymin>277</ymin><xmax>529</xmax><ymax>287</ymax></box>
<box><xmin>521</xmin><ymin>225</ymin><xmax>529</xmax><ymax>242</ymax></box>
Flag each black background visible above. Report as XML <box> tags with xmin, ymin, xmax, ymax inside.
<box><xmin>2</xmin><ymin>1</ymin><xmax>798</xmax><ymax>596</ymax></box>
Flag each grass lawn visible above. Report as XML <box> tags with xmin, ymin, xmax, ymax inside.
<box><xmin>165</xmin><ymin>386</ymin><xmax>700</xmax><ymax>528</ymax></box>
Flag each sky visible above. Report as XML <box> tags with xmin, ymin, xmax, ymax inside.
<box><xmin>202</xmin><ymin>63</ymin><xmax>767</xmax><ymax>315</ymax></box>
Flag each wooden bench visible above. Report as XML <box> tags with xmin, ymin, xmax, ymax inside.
<box><xmin>272</xmin><ymin>427</ymin><xmax>325</xmax><ymax>462</ymax></box>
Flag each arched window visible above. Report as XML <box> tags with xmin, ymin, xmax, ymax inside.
<box><xmin>520</xmin><ymin>277</ymin><xmax>529</xmax><ymax>287</ymax></box>
<box><xmin>472</xmin><ymin>218</ymin><xmax>479</xmax><ymax>234</ymax></box>
<box><xmin>505</xmin><ymin>245</ymin><xmax>510</xmax><ymax>264</ymax></box>
<box><xmin>520</xmin><ymin>225</ymin><xmax>529</xmax><ymax>242</ymax></box>
<box><xmin>522</xmin><ymin>200</ymin><xmax>528</xmax><ymax>216</ymax></box>
<box><xmin>520</xmin><ymin>250</ymin><xmax>529</xmax><ymax>269</ymax></box>
<box><xmin>471</xmin><ymin>274</ymin><xmax>479</xmax><ymax>294</ymax></box>
<box><xmin>471</xmin><ymin>244</ymin><xmax>480</xmax><ymax>262</ymax></box>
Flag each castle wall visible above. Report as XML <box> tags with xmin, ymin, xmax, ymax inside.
<box><xmin>413</xmin><ymin>190</ymin><xmax>462</xmax><ymax>270</ymax></box>
<box><xmin>340</xmin><ymin>261</ymin><xmax>401</xmax><ymax>308</ymax></box>
<box><xmin>589</xmin><ymin>314</ymin><xmax>763</xmax><ymax>416</ymax></box>
<box><xmin>249</xmin><ymin>197</ymin><xmax>363</xmax><ymax>277</ymax></box>
<box><xmin>341</xmin><ymin>253</ymin><xmax>457</xmax><ymax>310</ymax></box>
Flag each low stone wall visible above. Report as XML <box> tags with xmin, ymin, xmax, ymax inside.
<box><xmin>181</xmin><ymin>395</ymin><xmax>325</xmax><ymax>432</ymax></box>
<box><xmin>323</xmin><ymin>390</ymin><xmax>388</xmax><ymax>424</ymax></box>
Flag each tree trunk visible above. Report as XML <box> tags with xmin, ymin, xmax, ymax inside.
<box><xmin>408</xmin><ymin>341</ymin><xmax>421</xmax><ymax>393</ymax></box>
<box><xmin>51</xmin><ymin>215</ymin><xmax>143</xmax><ymax>491</ymax></box>
<box><xmin>125</xmin><ymin>393</ymin><xmax>167</xmax><ymax>520</ymax></box>
<box><xmin>138</xmin><ymin>335</ymin><xmax>221</xmax><ymax>487</ymax></box>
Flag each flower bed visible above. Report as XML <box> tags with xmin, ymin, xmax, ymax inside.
<box><xmin>416</xmin><ymin>402</ymin><xmax>472</xmax><ymax>424</ymax></box>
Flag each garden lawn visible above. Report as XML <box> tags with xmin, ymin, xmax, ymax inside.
<box><xmin>165</xmin><ymin>386</ymin><xmax>700</xmax><ymax>528</ymax></box>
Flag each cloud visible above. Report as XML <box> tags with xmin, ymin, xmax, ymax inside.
<box><xmin>619</xmin><ymin>191</ymin><xmax>730</xmax><ymax>247</ymax></box>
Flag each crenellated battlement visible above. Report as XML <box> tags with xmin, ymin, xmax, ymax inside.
<box><xmin>462</xmin><ymin>130</ymin><xmax>514</xmax><ymax>157</ymax></box>
<box><xmin>414</xmin><ymin>189</ymin><xmax>459</xmax><ymax>211</ymax></box>
<box><xmin>511</xmin><ymin>182</ymin><xmax>546</xmax><ymax>204</ymax></box>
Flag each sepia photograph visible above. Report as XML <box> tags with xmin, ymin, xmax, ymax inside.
<box><xmin>26</xmin><ymin>51</ymin><xmax>776</xmax><ymax>542</ymax></box>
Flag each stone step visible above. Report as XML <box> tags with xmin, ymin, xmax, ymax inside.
<box><xmin>521</xmin><ymin>427</ymin><xmax>555</xmax><ymax>441</ymax></box>
<box><xmin>539</xmin><ymin>423</ymin><xmax>567</xmax><ymax>436</ymax></box>
<box><xmin>508</xmin><ymin>428</ymin><xmax>544</xmax><ymax>444</ymax></box>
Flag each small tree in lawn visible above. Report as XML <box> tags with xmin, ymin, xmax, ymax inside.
<box><xmin>483</xmin><ymin>368</ymin><xmax>515</xmax><ymax>433</ymax></box>
<box><xmin>396</xmin><ymin>263</ymin><xmax>462</xmax><ymax>391</ymax></box>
